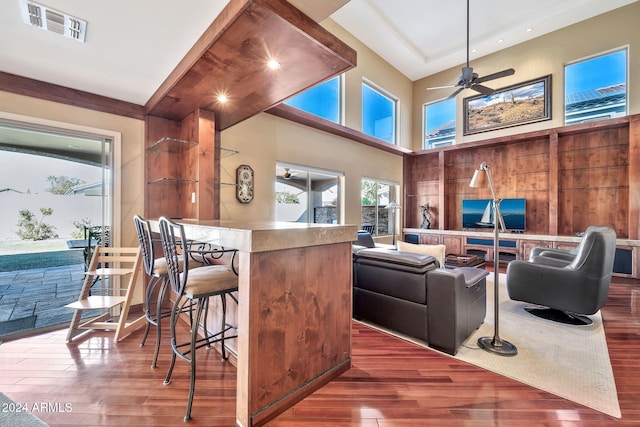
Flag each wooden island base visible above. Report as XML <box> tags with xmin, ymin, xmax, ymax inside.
<box><xmin>152</xmin><ymin>220</ymin><xmax>357</xmax><ymax>426</ymax></box>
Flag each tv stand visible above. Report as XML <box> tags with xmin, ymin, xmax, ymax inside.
<box><xmin>403</xmin><ymin>228</ymin><xmax>640</xmax><ymax>279</ymax></box>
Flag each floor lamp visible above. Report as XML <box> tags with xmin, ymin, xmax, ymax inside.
<box><xmin>469</xmin><ymin>161</ymin><xmax>517</xmax><ymax>356</ymax></box>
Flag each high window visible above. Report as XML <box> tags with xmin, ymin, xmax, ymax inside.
<box><xmin>284</xmin><ymin>76</ymin><xmax>342</xmax><ymax>123</ymax></box>
<box><xmin>564</xmin><ymin>48</ymin><xmax>627</xmax><ymax>125</ymax></box>
<box><xmin>424</xmin><ymin>98</ymin><xmax>456</xmax><ymax>149</ymax></box>
<box><xmin>361</xmin><ymin>178</ymin><xmax>398</xmax><ymax>235</ymax></box>
<box><xmin>362</xmin><ymin>81</ymin><xmax>397</xmax><ymax>144</ymax></box>
<box><xmin>275</xmin><ymin>163</ymin><xmax>342</xmax><ymax>224</ymax></box>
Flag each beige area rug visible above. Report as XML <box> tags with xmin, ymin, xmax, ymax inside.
<box><xmin>359</xmin><ymin>273</ymin><xmax>621</xmax><ymax>418</ymax></box>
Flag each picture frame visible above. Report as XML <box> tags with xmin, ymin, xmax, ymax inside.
<box><xmin>463</xmin><ymin>75</ymin><xmax>552</xmax><ymax>135</ymax></box>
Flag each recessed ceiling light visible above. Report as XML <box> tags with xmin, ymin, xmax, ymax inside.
<box><xmin>526</xmin><ymin>27</ymin><xmax>534</xmax><ymax>32</ymax></box>
<box><xmin>472</xmin><ymin>48</ymin><xmax>477</xmax><ymax>53</ymax></box>
<box><xmin>217</xmin><ymin>94</ymin><xmax>229</xmax><ymax>103</ymax></box>
<box><xmin>497</xmin><ymin>39</ymin><xmax>504</xmax><ymax>44</ymax></box>
<box><xmin>267</xmin><ymin>59</ymin><xmax>281</xmax><ymax>70</ymax></box>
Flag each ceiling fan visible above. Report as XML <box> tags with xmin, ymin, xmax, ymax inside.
<box><xmin>427</xmin><ymin>0</ymin><xmax>515</xmax><ymax>99</ymax></box>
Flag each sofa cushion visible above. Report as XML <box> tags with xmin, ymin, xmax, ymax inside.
<box><xmin>355</xmin><ymin>248</ymin><xmax>437</xmax><ymax>273</ymax></box>
<box><xmin>396</xmin><ymin>241</ymin><xmax>445</xmax><ymax>268</ymax></box>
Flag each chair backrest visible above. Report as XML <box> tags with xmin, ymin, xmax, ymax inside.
<box><xmin>567</xmin><ymin>225</ymin><xmax>602</xmax><ymax>256</ymax></box>
<box><xmin>158</xmin><ymin>217</ymin><xmax>189</xmax><ymax>296</ymax></box>
<box><xmin>354</xmin><ymin>230</ymin><xmax>376</xmax><ymax>248</ymax></box>
<box><xmin>568</xmin><ymin>226</ymin><xmax>617</xmax><ymax>278</ymax></box>
<box><xmin>133</xmin><ymin>214</ymin><xmax>156</xmax><ymax>276</ymax></box>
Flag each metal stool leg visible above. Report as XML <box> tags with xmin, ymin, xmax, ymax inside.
<box><xmin>151</xmin><ymin>279</ymin><xmax>169</xmax><ymax>368</ymax></box>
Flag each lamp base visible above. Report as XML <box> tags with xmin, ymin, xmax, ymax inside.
<box><xmin>477</xmin><ymin>336</ymin><xmax>518</xmax><ymax>356</ymax></box>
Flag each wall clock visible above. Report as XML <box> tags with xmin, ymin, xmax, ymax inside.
<box><xmin>236</xmin><ymin>164</ymin><xmax>254</xmax><ymax>203</ymax></box>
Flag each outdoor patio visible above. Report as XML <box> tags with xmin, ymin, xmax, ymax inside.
<box><xmin>0</xmin><ymin>260</ymin><xmax>86</xmax><ymax>339</ymax></box>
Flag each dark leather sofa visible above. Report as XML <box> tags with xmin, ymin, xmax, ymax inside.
<box><xmin>353</xmin><ymin>246</ymin><xmax>488</xmax><ymax>355</ymax></box>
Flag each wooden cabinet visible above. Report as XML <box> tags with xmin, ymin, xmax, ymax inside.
<box><xmin>521</xmin><ymin>240</ymin><xmax>552</xmax><ymax>260</ymax></box>
<box><xmin>419</xmin><ymin>234</ymin><xmax>441</xmax><ymax>245</ymax></box>
<box><xmin>443</xmin><ymin>236</ymin><xmax>463</xmax><ymax>254</ymax></box>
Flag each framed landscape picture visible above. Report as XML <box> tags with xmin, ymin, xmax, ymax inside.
<box><xmin>463</xmin><ymin>75</ymin><xmax>552</xmax><ymax>135</ymax></box>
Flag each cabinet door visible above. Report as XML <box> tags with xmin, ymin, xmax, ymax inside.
<box><xmin>521</xmin><ymin>240</ymin><xmax>551</xmax><ymax>261</ymax></box>
<box><xmin>420</xmin><ymin>234</ymin><xmax>441</xmax><ymax>245</ymax></box>
<box><xmin>443</xmin><ymin>236</ymin><xmax>463</xmax><ymax>254</ymax></box>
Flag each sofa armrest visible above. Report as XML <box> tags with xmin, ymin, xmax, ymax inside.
<box><xmin>426</xmin><ymin>267</ymin><xmax>488</xmax><ymax>355</ymax></box>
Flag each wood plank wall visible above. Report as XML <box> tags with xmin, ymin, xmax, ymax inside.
<box><xmin>404</xmin><ymin>116</ymin><xmax>637</xmax><ymax>239</ymax></box>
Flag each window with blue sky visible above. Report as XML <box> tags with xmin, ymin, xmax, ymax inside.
<box><xmin>565</xmin><ymin>48</ymin><xmax>627</xmax><ymax>125</ymax></box>
<box><xmin>284</xmin><ymin>76</ymin><xmax>341</xmax><ymax>123</ymax></box>
<box><xmin>424</xmin><ymin>98</ymin><xmax>456</xmax><ymax>149</ymax></box>
<box><xmin>362</xmin><ymin>82</ymin><xmax>397</xmax><ymax>144</ymax></box>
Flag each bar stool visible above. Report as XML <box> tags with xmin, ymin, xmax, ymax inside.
<box><xmin>134</xmin><ymin>214</ymin><xmax>172</xmax><ymax>368</ymax></box>
<box><xmin>158</xmin><ymin>216</ymin><xmax>239</xmax><ymax>422</ymax></box>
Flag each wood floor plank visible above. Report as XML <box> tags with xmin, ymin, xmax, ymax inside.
<box><xmin>0</xmin><ymin>275</ymin><xmax>638</xmax><ymax>426</ymax></box>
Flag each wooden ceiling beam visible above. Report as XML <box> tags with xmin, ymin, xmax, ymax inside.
<box><xmin>144</xmin><ymin>0</ymin><xmax>356</xmax><ymax>130</ymax></box>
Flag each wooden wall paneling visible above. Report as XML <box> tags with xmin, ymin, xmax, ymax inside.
<box><xmin>195</xmin><ymin>109</ymin><xmax>218</xmax><ymax>220</ymax></box>
<box><xmin>405</xmin><ymin>116</ymin><xmax>638</xmax><ymax>245</ymax></box>
<box><xmin>548</xmin><ymin>132</ymin><xmax>559</xmax><ymax>235</ymax></box>
<box><xmin>628</xmin><ymin>116</ymin><xmax>640</xmax><ymax>240</ymax></box>
<box><xmin>558</xmin><ymin>126</ymin><xmax>629</xmax><ymax>236</ymax></box>
<box><xmin>438</xmin><ymin>151</ymin><xmax>446</xmax><ymax>230</ymax></box>
<box><xmin>405</xmin><ymin>153</ymin><xmax>441</xmax><ymax>229</ymax></box>
<box><xmin>512</xmin><ymin>138</ymin><xmax>550</xmax><ymax>235</ymax></box>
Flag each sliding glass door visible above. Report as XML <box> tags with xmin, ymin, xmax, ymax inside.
<box><xmin>0</xmin><ymin>120</ymin><xmax>112</xmax><ymax>338</ymax></box>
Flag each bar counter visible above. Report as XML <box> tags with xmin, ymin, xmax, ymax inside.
<box><xmin>151</xmin><ymin>219</ymin><xmax>357</xmax><ymax>426</ymax></box>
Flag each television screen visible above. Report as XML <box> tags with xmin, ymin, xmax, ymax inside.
<box><xmin>462</xmin><ymin>198</ymin><xmax>526</xmax><ymax>231</ymax></box>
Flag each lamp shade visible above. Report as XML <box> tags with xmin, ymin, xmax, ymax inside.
<box><xmin>469</xmin><ymin>168</ymin><xmax>488</xmax><ymax>188</ymax></box>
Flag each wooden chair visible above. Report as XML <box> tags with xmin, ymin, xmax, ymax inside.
<box><xmin>65</xmin><ymin>246</ymin><xmax>146</xmax><ymax>342</ymax></box>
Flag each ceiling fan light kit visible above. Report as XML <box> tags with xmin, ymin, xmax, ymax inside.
<box><xmin>427</xmin><ymin>0</ymin><xmax>515</xmax><ymax>99</ymax></box>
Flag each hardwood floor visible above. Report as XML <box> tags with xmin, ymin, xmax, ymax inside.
<box><xmin>0</xmin><ymin>276</ymin><xmax>639</xmax><ymax>426</ymax></box>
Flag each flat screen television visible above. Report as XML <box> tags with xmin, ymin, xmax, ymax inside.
<box><xmin>462</xmin><ymin>198</ymin><xmax>526</xmax><ymax>231</ymax></box>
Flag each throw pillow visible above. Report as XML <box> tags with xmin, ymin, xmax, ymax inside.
<box><xmin>397</xmin><ymin>241</ymin><xmax>446</xmax><ymax>267</ymax></box>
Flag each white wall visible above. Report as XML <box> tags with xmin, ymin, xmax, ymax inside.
<box><xmin>0</xmin><ymin>193</ymin><xmax>102</xmax><ymax>242</ymax></box>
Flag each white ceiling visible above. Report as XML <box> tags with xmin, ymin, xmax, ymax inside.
<box><xmin>0</xmin><ymin>0</ymin><xmax>637</xmax><ymax>107</ymax></box>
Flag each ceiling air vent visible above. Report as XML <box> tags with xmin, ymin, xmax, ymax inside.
<box><xmin>19</xmin><ymin>0</ymin><xmax>87</xmax><ymax>42</ymax></box>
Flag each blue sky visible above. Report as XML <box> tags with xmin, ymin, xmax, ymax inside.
<box><xmin>565</xmin><ymin>49</ymin><xmax>627</xmax><ymax>94</ymax></box>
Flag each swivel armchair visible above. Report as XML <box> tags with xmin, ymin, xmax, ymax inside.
<box><xmin>527</xmin><ymin>225</ymin><xmax>600</xmax><ymax>265</ymax></box>
<box><xmin>506</xmin><ymin>226</ymin><xmax>616</xmax><ymax>325</ymax></box>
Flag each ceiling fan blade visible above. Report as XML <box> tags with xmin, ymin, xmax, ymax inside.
<box><xmin>472</xmin><ymin>84</ymin><xmax>495</xmax><ymax>96</ymax></box>
<box><xmin>476</xmin><ymin>68</ymin><xmax>515</xmax><ymax>84</ymax></box>
<box><xmin>446</xmin><ymin>87</ymin><xmax>465</xmax><ymax>100</ymax></box>
<box><xmin>426</xmin><ymin>84</ymin><xmax>456</xmax><ymax>91</ymax></box>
